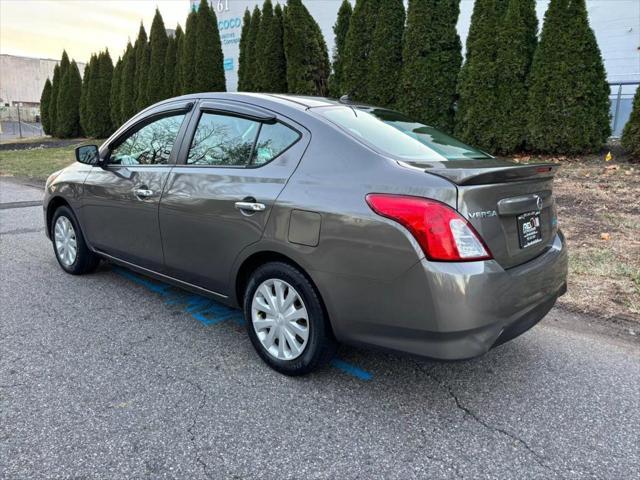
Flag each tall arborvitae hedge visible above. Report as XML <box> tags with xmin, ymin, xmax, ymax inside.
<box><xmin>527</xmin><ymin>0</ymin><xmax>610</xmax><ymax>153</ymax></box>
<box><xmin>147</xmin><ymin>8</ymin><xmax>168</xmax><ymax>104</ymax></box>
<box><xmin>256</xmin><ymin>0</ymin><xmax>287</xmax><ymax>93</ymax></box>
<box><xmin>120</xmin><ymin>42</ymin><xmax>137</xmax><ymax>122</ymax></box>
<box><xmin>455</xmin><ymin>0</ymin><xmax>507</xmax><ymax>151</ymax></box>
<box><xmin>170</xmin><ymin>25</ymin><xmax>184</xmax><ymax>96</ymax></box>
<box><xmin>194</xmin><ymin>0</ymin><xmax>226</xmax><ymax>92</ymax></box>
<box><xmin>48</xmin><ymin>64</ymin><xmax>60</xmax><ymax>136</ymax></box>
<box><xmin>283</xmin><ymin>0</ymin><xmax>330</xmax><ymax>96</ymax></box>
<box><xmin>55</xmin><ymin>60</ymin><xmax>82</xmax><ymax>138</ymax></box>
<box><xmin>342</xmin><ymin>0</ymin><xmax>380</xmax><ymax>101</ymax></box>
<box><xmin>237</xmin><ymin>8</ymin><xmax>253</xmax><ymax>91</ymax></box>
<box><xmin>245</xmin><ymin>6</ymin><xmax>262</xmax><ymax>92</ymax></box>
<box><xmin>53</xmin><ymin>51</ymin><xmax>71</xmax><ymax>137</ymax></box>
<box><xmin>85</xmin><ymin>51</ymin><xmax>114</xmax><ymax>138</ymax></box>
<box><xmin>368</xmin><ymin>0</ymin><xmax>404</xmax><ymax>107</ymax></box>
<box><xmin>134</xmin><ymin>24</ymin><xmax>150</xmax><ymax>110</ymax></box>
<box><xmin>493</xmin><ymin>0</ymin><xmax>538</xmax><ymax>154</ymax></box>
<box><xmin>40</xmin><ymin>79</ymin><xmax>52</xmax><ymax>135</ymax></box>
<box><xmin>110</xmin><ymin>57</ymin><xmax>123</xmax><ymax>128</ymax></box>
<box><xmin>621</xmin><ymin>87</ymin><xmax>640</xmax><ymax>158</ymax></box>
<box><xmin>181</xmin><ymin>11</ymin><xmax>198</xmax><ymax>94</ymax></box>
<box><xmin>80</xmin><ymin>55</ymin><xmax>95</xmax><ymax>135</ymax></box>
<box><xmin>398</xmin><ymin>0</ymin><xmax>462</xmax><ymax>132</ymax></box>
<box><xmin>329</xmin><ymin>0</ymin><xmax>352</xmax><ymax>97</ymax></box>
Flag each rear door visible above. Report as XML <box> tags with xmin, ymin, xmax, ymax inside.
<box><xmin>82</xmin><ymin>103</ymin><xmax>192</xmax><ymax>270</ymax></box>
<box><xmin>430</xmin><ymin>162</ymin><xmax>559</xmax><ymax>269</ymax></box>
<box><xmin>159</xmin><ymin>100</ymin><xmax>309</xmax><ymax>295</ymax></box>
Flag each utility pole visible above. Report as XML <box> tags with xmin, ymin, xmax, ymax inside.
<box><xmin>16</xmin><ymin>103</ymin><xmax>23</xmax><ymax>139</ymax></box>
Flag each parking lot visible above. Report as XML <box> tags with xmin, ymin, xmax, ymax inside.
<box><xmin>1</xmin><ymin>179</ymin><xmax>638</xmax><ymax>479</ymax></box>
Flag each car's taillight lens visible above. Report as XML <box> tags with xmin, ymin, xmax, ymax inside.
<box><xmin>365</xmin><ymin>194</ymin><xmax>492</xmax><ymax>262</ymax></box>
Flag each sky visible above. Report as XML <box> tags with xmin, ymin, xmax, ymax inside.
<box><xmin>0</xmin><ymin>1</ymin><xmax>191</xmax><ymax>63</ymax></box>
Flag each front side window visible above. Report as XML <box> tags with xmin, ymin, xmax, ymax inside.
<box><xmin>109</xmin><ymin>114</ymin><xmax>186</xmax><ymax>166</ymax></box>
<box><xmin>188</xmin><ymin>113</ymin><xmax>259</xmax><ymax>166</ymax></box>
<box><xmin>317</xmin><ymin>107</ymin><xmax>491</xmax><ymax>162</ymax></box>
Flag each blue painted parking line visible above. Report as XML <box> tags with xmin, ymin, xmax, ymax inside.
<box><xmin>111</xmin><ymin>266</ymin><xmax>373</xmax><ymax>381</ymax></box>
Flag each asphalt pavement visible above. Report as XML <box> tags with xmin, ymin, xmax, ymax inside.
<box><xmin>1</xmin><ymin>179</ymin><xmax>638</xmax><ymax>479</ymax></box>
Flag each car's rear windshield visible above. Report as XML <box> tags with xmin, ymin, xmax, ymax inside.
<box><xmin>317</xmin><ymin>106</ymin><xmax>491</xmax><ymax>162</ymax></box>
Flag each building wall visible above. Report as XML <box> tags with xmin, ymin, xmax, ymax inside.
<box><xmin>0</xmin><ymin>54</ymin><xmax>85</xmax><ymax>106</ymax></box>
<box><xmin>195</xmin><ymin>0</ymin><xmax>640</xmax><ymax>92</ymax></box>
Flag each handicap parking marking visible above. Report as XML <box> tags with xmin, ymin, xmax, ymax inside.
<box><xmin>111</xmin><ymin>266</ymin><xmax>374</xmax><ymax>381</ymax></box>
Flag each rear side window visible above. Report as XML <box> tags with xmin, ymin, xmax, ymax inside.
<box><xmin>188</xmin><ymin>113</ymin><xmax>259</xmax><ymax>166</ymax></box>
<box><xmin>109</xmin><ymin>114</ymin><xmax>186</xmax><ymax>165</ymax></box>
<box><xmin>187</xmin><ymin>112</ymin><xmax>300</xmax><ymax>167</ymax></box>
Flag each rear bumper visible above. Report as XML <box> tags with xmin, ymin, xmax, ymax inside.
<box><xmin>317</xmin><ymin>232</ymin><xmax>568</xmax><ymax>360</ymax></box>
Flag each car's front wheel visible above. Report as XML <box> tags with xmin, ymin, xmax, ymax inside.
<box><xmin>51</xmin><ymin>205</ymin><xmax>100</xmax><ymax>275</ymax></box>
<box><xmin>244</xmin><ymin>262</ymin><xmax>336</xmax><ymax>375</ymax></box>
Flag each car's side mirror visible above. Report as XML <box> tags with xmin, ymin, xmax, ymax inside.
<box><xmin>75</xmin><ymin>145</ymin><xmax>100</xmax><ymax>165</ymax></box>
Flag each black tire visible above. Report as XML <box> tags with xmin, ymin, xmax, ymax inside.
<box><xmin>243</xmin><ymin>261</ymin><xmax>336</xmax><ymax>375</ymax></box>
<box><xmin>51</xmin><ymin>205</ymin><xmax>100</xmax><ymax>275</ymax></box>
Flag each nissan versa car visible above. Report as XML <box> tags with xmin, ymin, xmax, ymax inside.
<box><xmin>44</xmin><ymin>93</ymin><xmax>568</xmax><ymax>375</ymax></box>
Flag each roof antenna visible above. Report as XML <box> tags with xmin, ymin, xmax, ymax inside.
<box><xmin>339</xmin><ymin>93</ymin><xmax>352</xmax><ymax>104</ymax></box>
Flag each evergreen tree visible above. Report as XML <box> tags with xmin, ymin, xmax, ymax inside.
<box><xmin>283</xmin><ymin>0</ymin><xmax>330</xmax><ymax>96</ymax></box>
<box><xmin>181</xmin><ymin>11</ymin><xmax>198</xmax><ymax>94</ymax></box>
<box><xmin>621</xmin><ymin>87</ymin><xmax>640</xmax><ymax>158</ymax></box>
<box><xmin>342</xmin><ymin>0</ymin><xmax>380</xmax><ymax>101</ymax></box>
<box><xmin>246</xmin><ymin>5</ymin><xmax>262</xmax><ymax>91</ymax></box>
<box><xmin>237</xmin><ymin>8</ymin><xmax>253</xmax><ymax>91</ymax></box>
<box><xmin>455</xmin><ymin>0</ymin><xmax>507</xmax><ymax>151</ymax></box>
<box><xmin>527</xmin><ymin>0</ymin><xmax>610</xmax><ymax>153</ymax></box>
<box><xmin>40</xmin><ymin>78</ymin><xmax>52</xmax><ymax>135</ymax></box>
<box><xmin>49</xmin><ymin>64</ymin><xmax>60</xmax><ymax>136</ymax></box>
<box><xmin>329</xmin><ymin>0</ymin><xmax>352</xmax><ymax>97</ymax></box>
<box><xmin>134</xmin><ymin>24</ymin><xmax>150</xmax><ymax>110</ymax></box>
<box><xmin>120</xmin><ymin>42</ymin><xmax>137</xmax><ymax>123</ymax></box>
<box><xmin>492</xmin><ymin>0</ymin><xmax>538</xmax><ymax>153</ymax></box>
<box><xmin>97</xmin><ymin>50</ymin><xmax>115</xmax><ymax>136</ymax></box>
<box><xmin>110</xmin><ymin>57</ymin><xmax>123</xmax><ymax>128</ymax></box>
<box><xmin>397</xmin><ymin>0</ymin><xmax>462</xmax><ymax>132</ymax></box>
<box><xmin>172</xmin><ymin>25</ymin><xmax>184</xmax><ymax>96</ymax></box>
<box><xmin>147</xmin><ymin>9</ymin><xmax>169</xmax><ymax>103</ymax></box>
<box><xmin>256</xmin><ymin>0</ymin><xmax>287</xmax><ymax>93</ymax></box>
<box><xmin>368</xmin><ymin>0</ymin><xmax>404</xmax><ymax>107</ymax></box>
<box><xmin>54</xmin><ymin>51</ymin><xmax>71</xmax><ymax>137</ymax></box>
<box><xmin>194</xmin><ymin>0</ymin><xmax>226</xmax><ymax>92</ymax></box>
<box><xmin>274</xmin><ymin>4</ymin><xmax>287</xmax><ymax>90</ymax></box>
<box><xmin>80</xmin><ymin>55</ymin><xmax>96</xmax><ymax>135</ymax></box>
<box><xmin>55</xmin><ymin>60</ymin><xmax>82</xmax><ymax>138</ymax></box>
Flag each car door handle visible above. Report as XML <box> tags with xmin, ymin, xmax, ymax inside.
<box><xmin>234</xmin><ymin>201</ymin><xmax>266</xmax><ymax>212</ymax></box>
<box><xmin>134</xmin><ymin>188</ymin><xmax>154</xmax><ymax>198</ymax></box>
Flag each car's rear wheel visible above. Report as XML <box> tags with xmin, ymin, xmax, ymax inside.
<box><xmin>51</xmin><ymin>206</ymin><xmax>100</xmax><ymax>275</ymax></box>
<box><xmin>243</xmin><ymin>262</ymin><xmax>336</xmax><ymax>375</ymax></box>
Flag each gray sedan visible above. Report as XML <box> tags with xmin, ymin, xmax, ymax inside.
<box><xmin>44</xmin><ymin>93</ymin><xmax>568</xmax><ymax>375</ymax></box>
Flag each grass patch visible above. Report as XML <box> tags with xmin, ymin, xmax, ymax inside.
<box><xmin>0</xmin><ymin>140</ymin><xmax>102</xmax><ymax>181</ymax></box>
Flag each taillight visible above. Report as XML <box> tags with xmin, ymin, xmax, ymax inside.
<box><xmin>365</xmin><ymin>194</ymin><xmax>492</xmax><ymax>262</ymax></box>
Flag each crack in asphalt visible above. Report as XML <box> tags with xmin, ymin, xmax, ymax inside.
<box><xmin>424</xmin><ymin>367</ymin><xmax>559</xmax><ymax>477</ymax></box>
<box><xmin>183</xmin><ymin>377</ymin><xmax>213</xmax><ymax>480</ymax></box>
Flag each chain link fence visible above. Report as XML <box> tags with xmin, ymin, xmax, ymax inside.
<box><xmin>609</xmin><ymin>81</ymin><xmax>638</xmax><ymax>138</ymax></box>
<box><xmin>0</xmin><ymin>105</ymin><xmax>44</xmax><ymax>141</ymax></box>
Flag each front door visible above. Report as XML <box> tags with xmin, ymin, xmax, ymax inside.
<box><xmin>82</xmin><ymin>111</ymin><xmax>189</xmax><ymax>271</ymax></box>
<box><xmin>159</xmin><ymin>101</ymin><xmax>308</xmax><ymax>295</ymax></box>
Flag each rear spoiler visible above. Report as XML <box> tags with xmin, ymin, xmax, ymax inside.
<box><xmin>425</xmin><ymin>163</ymin><xmax>558</xmax><ymax>186</ymax></box>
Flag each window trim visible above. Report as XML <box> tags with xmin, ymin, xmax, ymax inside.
<box><xmin>105</xmin><ymin>104</ymin><xmax>193</xmax><ymax>167</ymax></box>
<box><xmin>180</xmin><ymin>108</ymin><xmax>302</xmax><ymax>169</ymax></box>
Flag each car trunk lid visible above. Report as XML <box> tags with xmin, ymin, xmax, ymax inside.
<box><xmin>408</xmin><ymin>159</ymin><xmax>559</xmax><ymax>269</ymax></box>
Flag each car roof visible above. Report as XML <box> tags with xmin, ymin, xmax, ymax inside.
<box><xmin>156</xmin><ymin>92</ymin><xmax>344</xmax><ymax>111</ymax></box>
